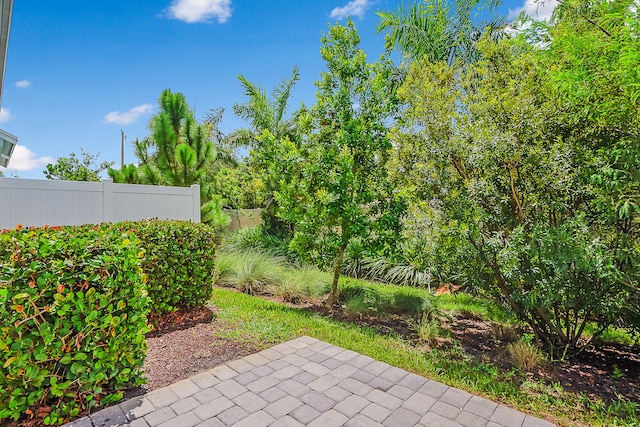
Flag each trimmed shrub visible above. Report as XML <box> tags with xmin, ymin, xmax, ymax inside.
<box><xmin>0</xmin><ymin>225</ymin><xmax>149</xmax><ymax>425</ymax></box>
<box><xmin>112</xmin><ymin>220</ymin><xmax>217</xmax><ymax>314</ymax></box>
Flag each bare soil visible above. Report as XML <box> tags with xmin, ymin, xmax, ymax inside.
<box><xmin>136</xmin><ymin>305</ymin><xmax>257</xmax><ymax>394</ymax></box>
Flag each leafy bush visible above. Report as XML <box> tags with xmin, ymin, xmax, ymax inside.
<box><xmin>0</xmin><ymin>225</ymin><xmax>149</xmax><ymax>424</ymax></box>
<box><xmin>341</xmin><ymin>245</ymin><xmax>434</xmax><ymax>289</ymax></box>
<box><xmin>111</xmin><ymin>220</ymin><xmax>216</xmax><ymax>314</ymax></box>
<box><xmin>393</xmin><ymin>32</ymin><xmax>640</xmax><ymax>355</ymax></box>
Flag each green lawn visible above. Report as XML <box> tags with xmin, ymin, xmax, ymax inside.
<box><xmin>211</xmin><ymin>287</ymin><xmax>639</xmax><ymax>427</ymax></box>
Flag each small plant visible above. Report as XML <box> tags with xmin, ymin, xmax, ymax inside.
<box><xmin>214</xmin><ymin>251</ymin><xmax>235</xmax><ymax>281</ymax></box>
<box><xmin>506</xmin><ymin>340</ymin><xmax>546</xmax><ymax>373</ymax></box>
<box><xmin>272</xmin><ymin>281</ymin><xmax>306</xmax><ymax>304</ymax></box>
<box><xmin>275</xmin><ymin>266</ymin><xmax>330</xmax><ymax>303</ymax></box>
<box><xmin>413</xmin><ymin>315</ymin><xmax>446</xmax><ymax>348</ymax></box>
<box><xmin>344</xmin><ymin>293</ymin><xmax>375</xmax><ymax>317</ymax></box>
<box><xmin>607</xmin><ymin>395</ymin><xmax>638</xmax><ymax>420</ymax></box>
<box><xmin>611</xmin><ymin>365</ymin><xmax>623</xmax><ymax>380</ymax></box>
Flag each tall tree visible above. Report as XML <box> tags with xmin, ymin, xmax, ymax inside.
<box><xmin>377</xmin><ymin>0</ymin><xmax>504</xmax><ymax>64</ymax></box>
<box><xmin>391</xmin><ymin>0</ymin><xmax>640</xmax><ymax>353</ymax></box>
<box><xmin>547</xmin><ymin>0</ymin><xmax>640</xmax><ymax>330</ymax></box>
<box><xmin>44</xmin><ymin>149</ymin><xmax>113</xmax><ymax>181</ymax></box>
<box><xmin>277</xmin><ymin>20</ymin><xmax>405</xmax><ymax>305</ymax></box>
<box><xmin>129</xmin><ymin>89</ymin><xmax>229</xmax><ymax>228</ymax></box>
<box><xmin>231</xmin><ymin>67</ymin><xmax>303</xmax><ymax>237</ymax></box>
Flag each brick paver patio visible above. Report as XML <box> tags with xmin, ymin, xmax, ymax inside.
<box><xmin>63</xmin><ymin>336</ymin><xmax>556</xmax><ymax>427</ymax></box>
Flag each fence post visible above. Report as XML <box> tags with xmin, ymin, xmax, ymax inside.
<box><xmin>191</xmin><ymin>184</ymin><xmax>200</xmax><ymax>223</ymax></box>
<box><xmin>103</xmin><ymin>179</ymin><xmax>113</xmax><ymax>223</ymax></box>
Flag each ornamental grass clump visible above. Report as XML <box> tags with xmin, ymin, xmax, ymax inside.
<box><xmin>216</xmin><ymin>250</ymin><xmax>286</xmax><ymax>295</ymax></box>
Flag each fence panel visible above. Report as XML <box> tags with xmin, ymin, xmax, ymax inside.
<box><xmin>0</xmin><ymin>178</ymin><xmax>200</xmax><ymax>229</ymax></box>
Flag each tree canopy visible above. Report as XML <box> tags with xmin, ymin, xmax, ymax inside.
<box><xmin>44</xmin><ymin>149</ymin><xmax>113</xmax><ymax>182</ymax></box>
<box><xmin>276</xmin><ymin>20</ymin><xmax>405</xmax><ymax>305</ymax></box>
<box><xmin>387</xmin><ymin>0</ymin><xmax>640</xmax><ymax>353</ymax></box>
<box><xmin>112</xmin><ymin>89</ymin><xmax>230</xmax><ymax>229</ymax></box>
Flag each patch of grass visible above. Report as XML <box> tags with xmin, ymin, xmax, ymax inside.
<box><xmin>216</xmin><ymin>250</ymin><xmax>286</xmax><ymax>295</ymax></box>
<box><xmin>278</xmin><ymin>266</ymin><xmax>331</xmax><ymax>301</ymax></box>
<box><xmin>436</xmin><ymin>292</ymin><xmax>514</xmax><ymax>323</ymax></box>
<box><xmin>337</xmin><ymin>278</ymin><xmax>509</xmax><ymax>322</ymax></box>
<box><xmin>211</xmin><ymin>287</ymin><xmax>638</xmax><ymax>427</ymax></box>
<box><xmin>506</xmin><ymin>340</ymin><xmax>546</xmax><ymax>373</ymax></box>
<box><xmin>589</xmin><ymin>326</ymin><xmax>639</xmax><ymax>346</ymax></box>
<box><xmin>490</xmin><ymin>322</ymin><xmax>520</xmax><ymax>343</ymax></box>
<box><xmin>412</xmin><ymin>316</ymin><xmax>446</xmax><ymax>347</ymax></box>
<box><xmin>343</xmin><ymin>293</ymin><xmax>374</xmax><ymax>316</ymax></box>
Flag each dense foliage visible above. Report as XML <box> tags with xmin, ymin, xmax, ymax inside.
<box><xmin>110</xmin><ymin>90</ymin><xmax>230</xmax><ymax>230</ymax></box>
<box><xmin>276</xmin><ymin>20</ymin><xmax>405</xmax><ymax>304</ymax></box>
<box><xmin>0</xmin><ymin>225</ymin><xmax>149</xmax><ymax>424</ymax></box>
<box><xmin>111</xmin><ymin>220</ymin><xmax>217</xmax><ymax>315</ymax></box>
<box><xmin>388</xmin><ymin>0</ymin><xmax>640</xmax><ymax>354</ymax></box>
<box><xmin>377</xmin><ymin>0</ymin><xmax>504</xmax><ymax>64</ymax></box>
<box><xmin>44</xmin><ymin>149</ymin><xmax>113</xmax><ymax>182</ymax></box>
<box><xmin>0</xmin><ymin>220</ymin><xmax>216</xmax><ymax>424</ymax></box>
<box><xmin>231</xmin><ymin>67</ymin><xmax>305</xmax><ymax>238</ymax></box>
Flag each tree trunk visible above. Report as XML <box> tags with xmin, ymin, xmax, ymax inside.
<box><xmin>327</xmin><ymin>244</ymin><xmax>347</xmax><ymax>308</ymax></box>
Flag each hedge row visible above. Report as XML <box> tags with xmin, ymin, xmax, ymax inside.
<box><xmin>0</xmin><ymin>220</ymin><xmax>216</xmax><ymax>425</ymax></box>
<box><xmin>111</xmin><ymin>220</ymin><xmax>217</xmax><ymax>315</ymax></box>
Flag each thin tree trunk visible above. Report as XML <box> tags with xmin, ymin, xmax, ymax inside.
<box><xmin>327</xmin><ymin>244</ymin><xmax>347</xmax><ymax>308</ymax></box>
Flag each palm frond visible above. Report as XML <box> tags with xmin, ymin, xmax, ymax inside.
<box><xmin>273</xmin><ymin>66</ymin><xmax>301</xmax><ymax>126</ymax></box>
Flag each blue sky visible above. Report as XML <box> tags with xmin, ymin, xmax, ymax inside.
<box><xmin>0</xmin><ymin>0</ymin><xmax>555</xmax><ymax>179</ymax></box>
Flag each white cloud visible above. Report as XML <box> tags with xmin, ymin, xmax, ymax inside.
<box><xmin>15</xmin><ymin>80</ymin><xmax>31</xmax><ymax>88</ymax></box>
<box><xmin>330</xmin><ymin>0</ymin><xmax>372</xmax><ymax>20</ymax></box>
<box><xmin>104</xmin><ymin>104</ymin><xmax>154</xmax><ymax>125</ymax></box>
<box><xmin>166</xmin><ymin>0</ymin><xmax>232</xmax><ymax>23</ymax></box>
<box><xmin>510</xmin><ymin>0</ymin><xmax>559</xmax><ymax>22</ymax></box>
<box><xmin>0</xmin><ymin>108</ymin><xmax>15</xmax><ymax>123</ymax></box>
<box><xmin>1</xmin><ymin>145</ymin><xmax>54</xmax><ymax>171</ymax></box>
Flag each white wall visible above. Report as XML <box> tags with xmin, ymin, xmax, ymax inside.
<box><xmin>0</xmin><ymin>178</ymin><xmax>200</xmax><ymax>229</ymax></box>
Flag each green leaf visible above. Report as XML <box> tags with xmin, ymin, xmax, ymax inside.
<box><xmin>12</xmin><ymin>293</ymin><xmax>30</xmax><ymax>301</ymax></box>
<box><xmin>3</xmin><ymin>356</ymin><xmax>18</xmax><ymax>368</ymax></box>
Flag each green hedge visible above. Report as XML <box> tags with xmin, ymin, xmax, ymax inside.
<box><xmin>112</xmin><ymin>220</ymin><xmax>217</xmax><ymax>314</ymax></box>
<box><xmin>0</xmin><ymin>225</ymin><xmax>149</xmax><ymax>424</ymax></box>
<box><xmin>0</xmin><ymin>220</ymin><xmax>217</xmax><ymax>424</ymax></box>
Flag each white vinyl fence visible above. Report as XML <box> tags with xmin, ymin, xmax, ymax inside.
<box><xmin>0</xmin><ymin>178</ymin><xmax>200</xmax><ymax>229</ymax></box>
